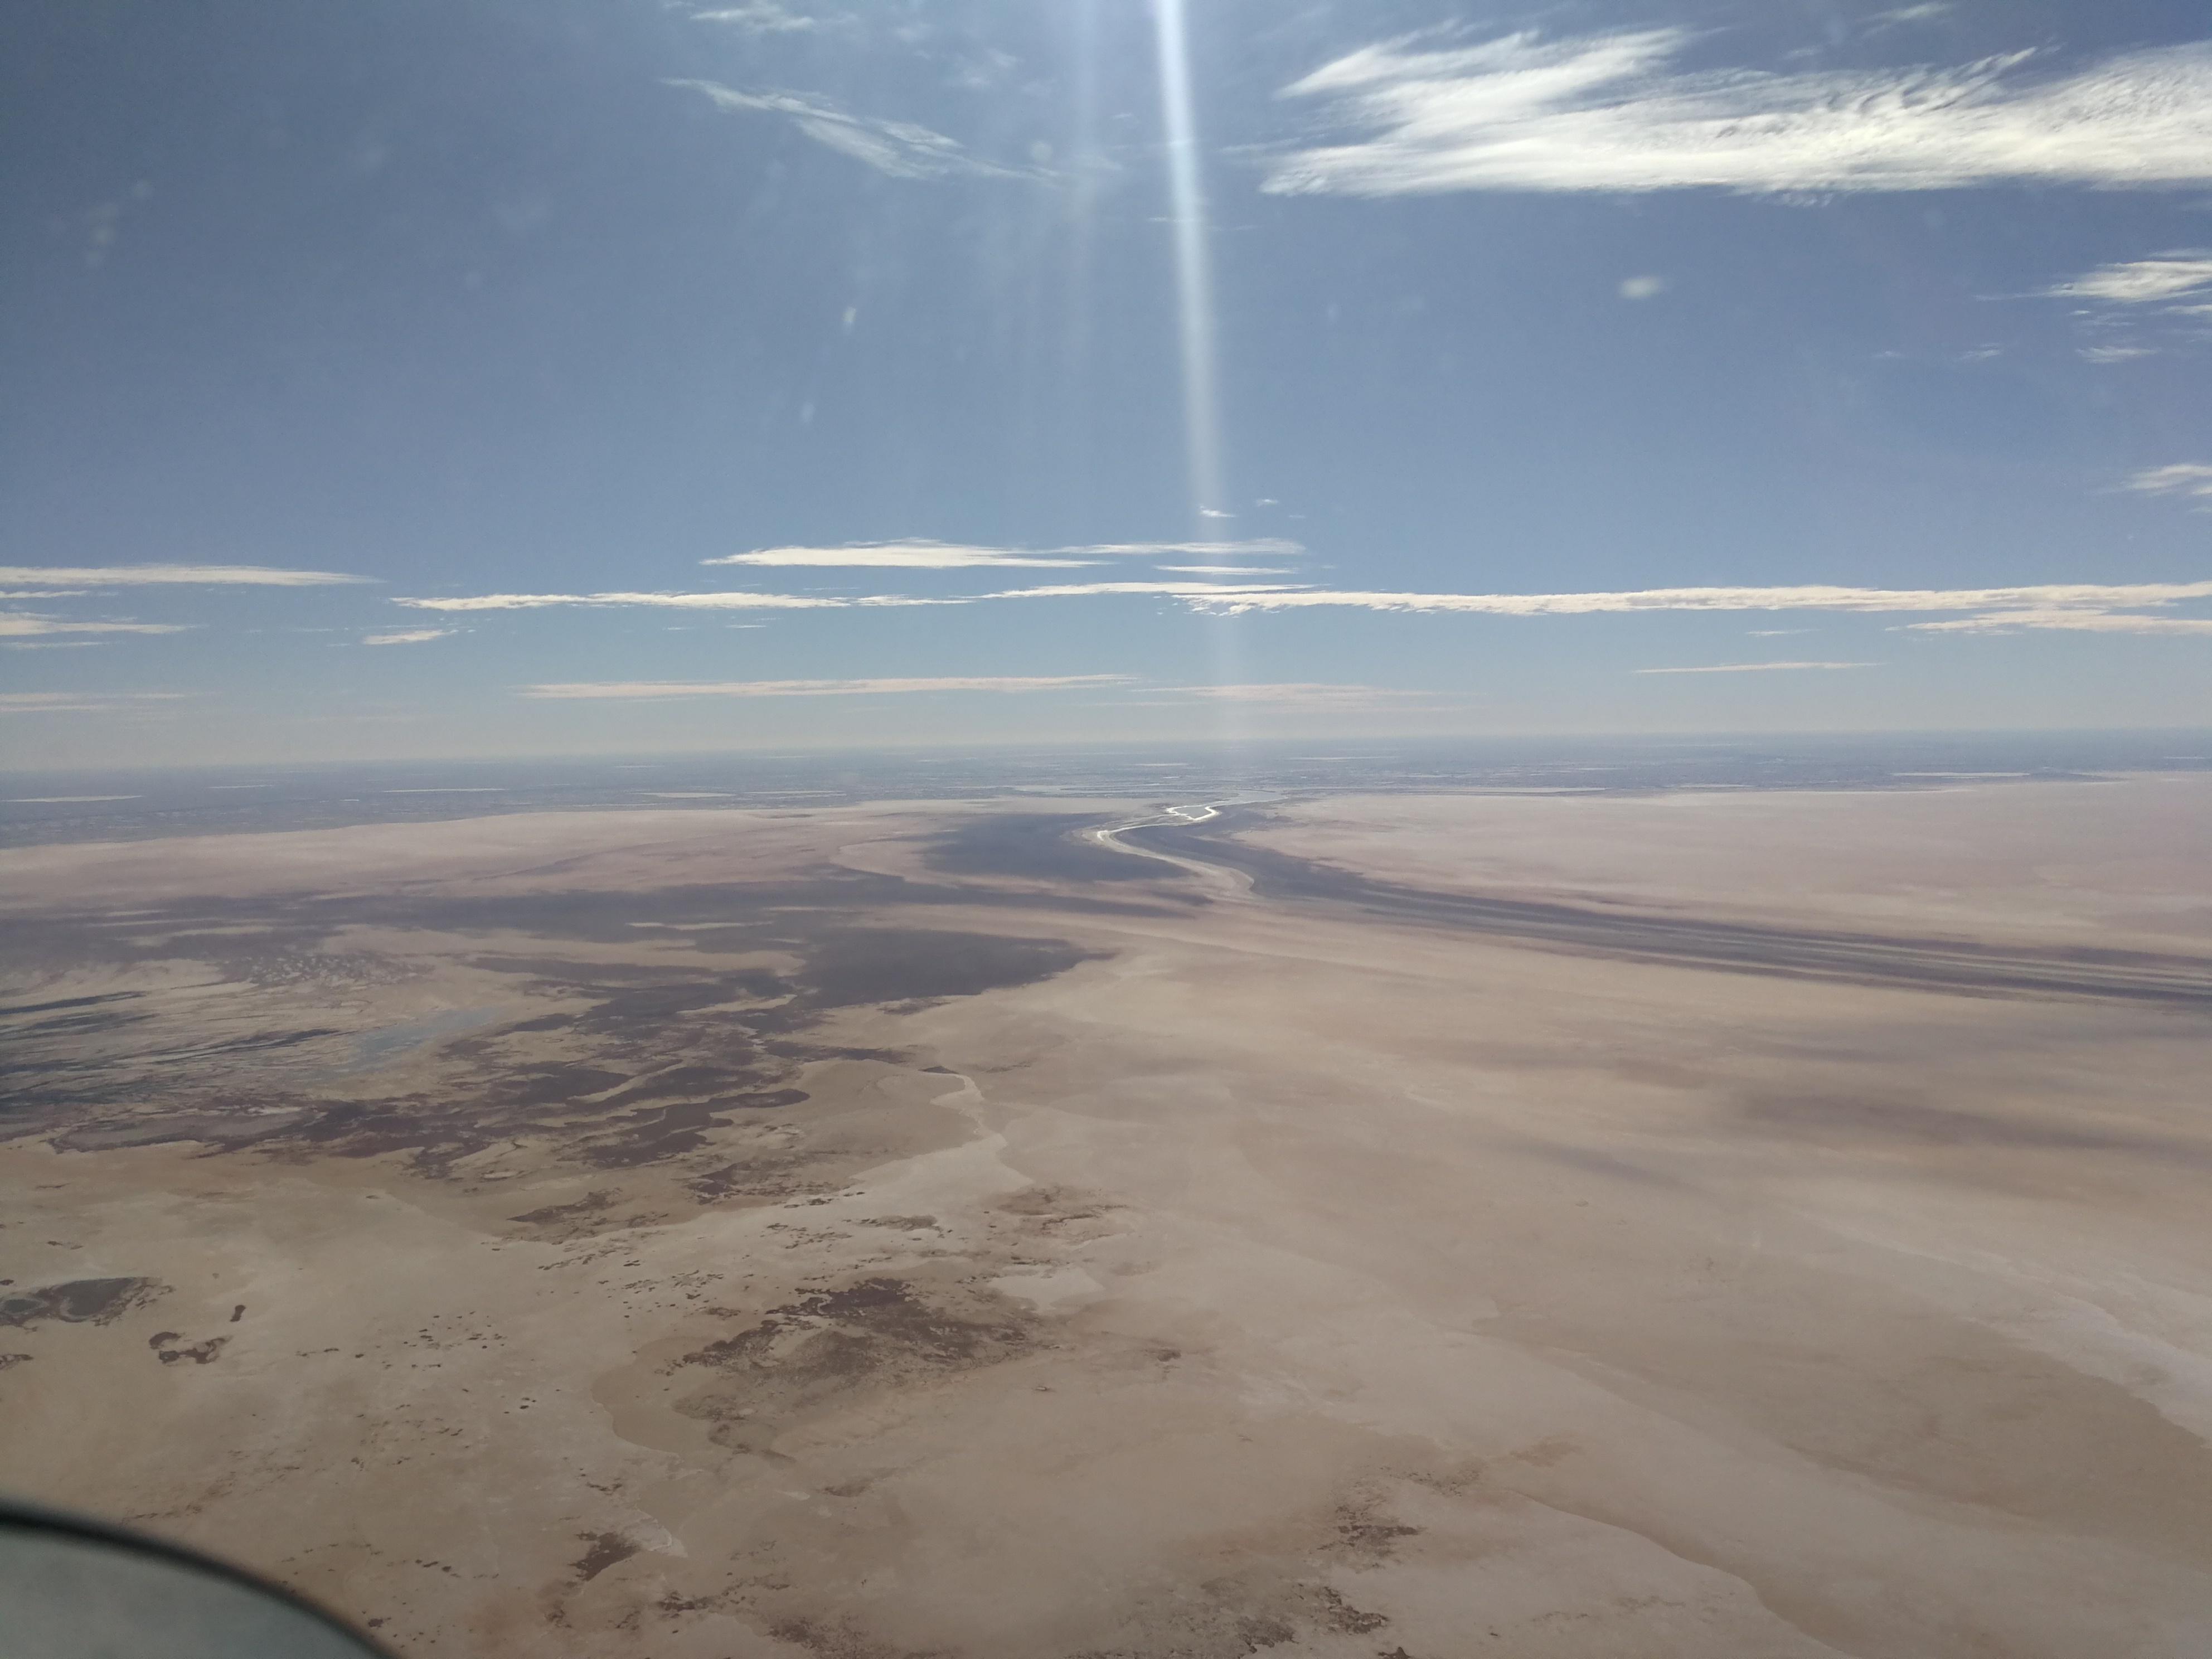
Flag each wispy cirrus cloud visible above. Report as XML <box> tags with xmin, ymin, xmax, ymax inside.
<box><xmin>985</xmin><ymin>580</ymin><xmax>1301</xmax><ymax>601</ymax></box>
<box><xmin>1158</xmin><ymin>565</ymin><xmax>1297</xmax><ymax>576</ymax></box>
<box><xmin>518</xmin><ymin>675</ymin><xmax>1133</xmax><ymax>700</ymax></box>
<box><xmin>402</xmin><ymin>575</ymin><xmax>2212</xmax><ymax>640</ymax></box>
<box><xmin>2048</xmin><ymin>255</ymin><xmax>2212</xmax><ymax>304</ymax></box>
<box><xmin>988</xmin><ymin>579</ymin><xmax>2212</xmax><ymax>619</ymax></box>
<box><xmin>0</xmin><ymin>611</ymin><xmax>193</xmax><ymax>639</ymax></box>
<box><xmin>362</xmin><ymin>628</ymin><xmax>456</xmax><ymax>646</ymax></box>
<box><xmin>0</xmin><ymin>564</ymin><xmax>368</xmax><ymax>586</ymax></box>
<box><xmin>1075</xmin><ymin>540</ymin><xmax>1301</xmax><ymax>559</ymax></box>
<box><xmin>394</xmin><ymin>591</ymin><xmax>949</xmax><ymax>613</ymax></box>
<box><xmin>1636</xmin><ymin>661</ymin><xmax>1880</xmax><ymax>675</ymax></box>
<box><xmin>687</xmin><ymin>1</ymin><xmax>835</xmax><ymax>35</ymax></box>
<box><xmin>0</xmin><ymin>691</ymin><xmax>188</xmax><ymax>715</ymax></box>
<box><xmin>1869</xmin><ymin>4</ymin><xmax>1953</xmax><ymax>30</ymax></box>
<box><xmin>704</xmin><ymin>539</ymin><xmax>1302</xmax><ymax>569</ymax></box>
<box><xmin>710</xmin><ymin>542</ymin><xmax>1092</xmax><ymax>571</ymax></box>
<box><xmin>2034</xmin><ymin>255</ymin><xmax>2212</xmax><ymax>362</ymax></box>
<box><xmin>2126</xmin><ymin>463</ymin><xmax>2212</xmax><ymax>500</ymax></box>
<box><xmin>1265</xmin><ymin>31</ymin><xmax>2212</xmax><ymax>197</ymax></box>
<box><xmin>670</xmin><ymin>80</ymin><xmax>1046</xmax><ymax>182</ymax></box>
<box><xmin>1904</xmin><ymin>610</ymin><xmax>2212</xmax><ymax>635</ymax></box>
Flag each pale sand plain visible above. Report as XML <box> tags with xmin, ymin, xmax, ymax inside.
<box><xmin>3</xmin><ymin>779</ymin><xmax>2211</xmax><ymax>1657</ymax></box>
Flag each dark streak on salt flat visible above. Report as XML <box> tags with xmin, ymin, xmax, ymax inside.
<box><xmin>1128</xmin><ymin>814</ymin><xmax>2212</xmax><ymax>1012</ymax></box>
<box><xmin>924</xmin><ymin>814</ymin><xmax>1185</xmax><ymax>885</ymax></box>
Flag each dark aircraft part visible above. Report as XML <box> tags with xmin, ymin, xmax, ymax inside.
<box><xmin>0</xmin><ymin>1499</ymin><xmax>392</xmax><ymax>1658</ymax></box>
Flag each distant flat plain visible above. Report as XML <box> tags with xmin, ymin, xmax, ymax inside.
<box><xmin>3</xmin><ymin>771</ymin><xmax>2211</xmax><ymax>1657</ymax></box>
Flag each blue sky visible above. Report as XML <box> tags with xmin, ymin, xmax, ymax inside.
<box><xmin>4</xmin><ymin>0</ymin><xmax>2210</xmax><ymax>766</ymax></box>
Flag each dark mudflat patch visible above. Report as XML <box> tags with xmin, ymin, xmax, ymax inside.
<box><xmin>1</xmin><ymin>1277</ymin><xmax>166</xmax><ymax>1328</ymax></box>
<box><xmin>0</xmin><ymin>990</ymin><xmax>145</xmax><ymax>1020</ymax></box>
<box><xmin>573</xmin><ymin>1532</ymin><xmax>639</xmax><ymax>1583</ymax></box>
<box><xmin>1330</xmin><ymin>1509</ymin><xmax>1421</xmax><ymax>1560</ymax></box>
<box><xmin>675</xmin><ymin>1275</ymin><xmax>1034</xmax><ymax>1447</ymax></box>
<box><xmin>151</xmin><ymin>1331</ymin><xmax>228</xmax><ymax>1365</ymax></box>
<box><xmin>713</xmin><ymin>1089</ymin><xmax>809</xmax><ymax>1112</ymax></box>
<box><xmin>604</xmin><ymin>1065</ymin><xmax>759</xmax><ymax>1102</ymax></box>
<box><xmin>52</xmin><ymin>1108</ymin><xmax>313</xmax><ymax>1153</ymax></box>
<box><xmin>924</xmin><ymin>813</ymin><xmax>1191</xmax><ymax>884</ymax></box>
<box><xmin>509</xmin><ymin>1190</ymin><xmax>616</xmax><ymax>1227</ymax></box>
<box><xmin>684</xmin><ymin>1160</ymin><xmax>831</xmax><ymax>1204</ymax></box>
<box><xmin>1130</xmin><ymin>816</ymin><xmax>2212</xmax><ymax>1011</ymax></box>
<box><xmin>481</xmin><ymin>1065</ymin><xmax>633</xmax><ymax>1109</ymax></box>
<box><xmin>581</xmin><ymin>1099</ymin><xmax>734</xmax><ymax>1168</ymax></box>
<box><xmin>3</xmin><ymin>865</ymin><xmax>1113</xmax><ymax>1182</ymax></box>
<box><xmin>798</xmin><ymin>928</ymin><xmax>1105</xmax><ymax>1010</ymax></box>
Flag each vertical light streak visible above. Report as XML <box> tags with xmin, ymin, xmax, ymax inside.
<box><xmin>1150</xmin><ymin>0</ymin><xmax>1246</xmax><ymax>762</ymax></box>
<box><xmin>1060</xmin><ymin>0</ymin><xmax>1103</xmax><ymax>507</ymax></box>
<box><xmin>1151</xmin><ymin>0</ymin><xmax>1222</xmax><ymax>517</ymax></box>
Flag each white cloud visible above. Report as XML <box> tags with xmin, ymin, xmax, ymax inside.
<box><xmin>0</xmin><ymin>564</ymin><xmax>368</xmax><ymax>586</ymax></box>
<box><xmin>988</xmin><ymin>576</ymin><xmax>2211</xmax><ymax>638</ymax></box>
<box><xmin>2048</xmin><ymin>255</ymin><xmax>2212</xmax><ymax>304</ymax></box>
<box><xmin>669</xmin><ymin>80</ymin><xmax>1045</xmax><ymax>182</ymax></box>
<box><xmin>362</xmin><ymin>628</ymin><xmax>456</xmax><ymax>646</ymax></box>
<box><xmin>0</xmin><ymin>691</ymin><xmax>188</xmax><ymax>715</ymax></box>
<box><xmin>1</xmin><ymin>640</ymin><xmax>109</xmax><ymax>651</ymax></box>
<box><xmin>688</xmin><ymin>2</ymin><xmax>827</xmax><ymax>33</ymax></box>
<box><xmin>2126</xmin><ymin>463</ymin><xmax>2212</xmax><ymax>498</ymax></box>
<box><xmin>1904</xmin><ymin>609</ymin><xmax>2212</xmax><ymax>635</ymax></box>
<box><xmin>0</xmin><ymin>589</ymin><xmax>89</xmax><ymax>599</ymax></box>
<box><xmin>1157</xmin><ymin>565</ymin><xmax>1297</xmax><ymax>575</ymax></box>
<box><xmin>1635</xmin><ymin>661</ymin><xmax>1880</xmax><ymax>675</ymax></box>
<box><xmin>518</xmin><ymin>675</ymin><xmax>1133</xmax><ymax>700</ymax></box>
<box><xmin>1267</xmin><ymin>31</ymin><xmax>2212</xmax><ymax>197</ymax></box>
<box><xmin>1619</xmin><ymin>274</ymin><xmax>1667</xmax><ymax>300</ymax></box>
<box><xmin>986</xmin><ymin>581</ymin><xmax>1304</xmax><ymax>601</ymax></box>
<box><xmin>400</xmin><ymin>574</ymin><xmax>2212</xmax><ymax>642</ymax></box>
<box><xmin>0</xmin><ymin>610</ymin><xmax>193</xmax><ymax>638</ymax></box>
<box><xmin>1155</xmin><ymin>580</ymin><xmax>2212</xmax><ymax>617</ymax></box>
<box><xmin>1078</xmin><ymin>540</ymin><xmax>1303</xmax><ymax>559</ymax></box>
<box><xmin>394</xmin><ymin>590</ymin><xmax>946</xmax><ymax>613</ymax></box>
<box><xmin>1872</xmin><ymin>4</ymin><xmax>1953</xmax><ymax>26</ymax></box>
<box><xmin>704</xmin><ymin>538</ymin><xmax>1302</xmax><ymax>569</ymax></box>
<box><xmin>709</xmin><ymin>541</ymin><xmax>1094</xmax><ymax>570</ymax></box>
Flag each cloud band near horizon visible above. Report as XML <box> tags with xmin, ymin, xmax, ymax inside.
<box><xmin>0</xmin><ymin>564</ymin><xmax>368</xmax><ymax>586</ymax></box>
<box><xmin>395</xmin><ymin>577</ymin><xmax>2212</xmax><ymax>633</ymax></box>
<box><xmin>518</xmin><ymin>675</ymin><xmax>1136</xmax><ymax>700</ymax></box>
<box><xmin>703</xmin><ymin>538</ymin><xmax>1302</xmax><ymax>570</ymax></box>
<box><xmin>397</xmin><ymin>591</ymin><xmax>948</xmax><ymax>613</ymax></box>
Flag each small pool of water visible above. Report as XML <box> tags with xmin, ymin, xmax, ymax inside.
<box><xmin>341</xmin><ymin>1007</ymin><xmax>507</xmax><ymax>1073</ymax></box>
